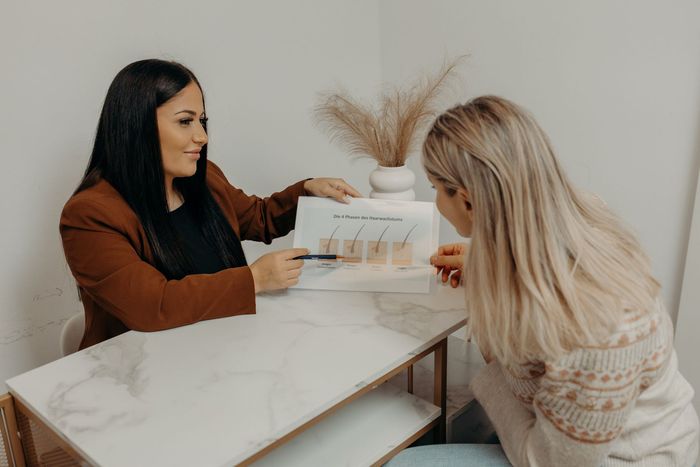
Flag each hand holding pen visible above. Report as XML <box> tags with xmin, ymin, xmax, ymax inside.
<box><xmin>249</xmin><ymin>248</ymin><xmax>309</xmax><ymax>293</ymax></box>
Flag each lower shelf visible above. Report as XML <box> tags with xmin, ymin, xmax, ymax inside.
<box><xmin>388</xmin><ymin>333</ymin><xmax>487</xmax><ymax>442</ymax></box>
<box><xmin>252</xmin><ymin>383</ymin><xmax>440</xmax><ymax>467</ymax></box>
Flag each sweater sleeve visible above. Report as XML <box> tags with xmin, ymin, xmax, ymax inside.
<box><xmin>60</xmin><ymin>196</ymin><xmax>257</xmax><ymax>332</ymax></box>
<box><xmin>472</xmin><ymin>360</ymin><xmax>635</xmax><ymax>467</ymax></box>
<box><xmin>471</xmin><ymin>306</ymin><xmax>680</xmax><ymax>467</ymax></box>
<box><xmin>207</xmin><ymin>161</ymin><xmax>309</xmax><ymax>244</ymax></box>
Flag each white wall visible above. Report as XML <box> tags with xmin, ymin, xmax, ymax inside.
<box><xmin>379</xmin><ymin>0</ymin><xmax>700</xmax><ymax>322</ymax></box>
<box><xmin>0</xmin><ymin>0</ymin><xmax>382</xmax><ymax>391</ymax></box>
<box><xmin>677</xmin><ymin>169</ymin><xmax>700</xmax><ymax>421</ymax></box>
<box><xmin>3</xmin><ymin>0</ymin><xmax>699</xmax><ymax>396</ymax></box>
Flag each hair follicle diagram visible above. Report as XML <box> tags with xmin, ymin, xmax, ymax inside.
<box><xmin>392</xmin><ymin>224</ymin><xmax>417</xmax><ymax>265</ymax></box>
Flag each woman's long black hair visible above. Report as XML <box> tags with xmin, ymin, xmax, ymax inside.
<box><xmin>76</xmin><ymin>59</ymin><xmax>247</xmax><ymax>279</ymax></box>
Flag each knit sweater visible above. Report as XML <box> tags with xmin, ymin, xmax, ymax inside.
<box><xmin>471</xmin><ymin>299</ymin><xmax>699</xmax><ymax>466</ymax></box>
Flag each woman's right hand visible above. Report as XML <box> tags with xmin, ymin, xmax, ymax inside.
<box><xmin>430</xmin><ymin>243</ymin><xmax>469</xmax><ymax>288</ymax></box>
<box><xmin>249</xmin><ymin>248</ymin><xmax>309</xmax><ymax>293</ymax></box>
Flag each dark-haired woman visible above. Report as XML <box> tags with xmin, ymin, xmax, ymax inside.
<box><xmin>60</xmin><ymin>59</ymin><xmax>361</xmax><ymax>349</ymax></box>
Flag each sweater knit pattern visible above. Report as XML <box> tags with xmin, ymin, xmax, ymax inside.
<box><xmin>503</xmin><ymin>307</ymin><xmax>670</xmax><ymax>445</ymax></box>
<box><xmin>471</xmin><ymin>297</ymin><xmax>699</xmax><ymax>466</ymax></box>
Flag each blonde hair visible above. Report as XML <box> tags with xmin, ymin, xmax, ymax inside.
<box><xmin>423</xmin><ymin>96</ymin><xmax>660</xmax><ymax>364</ymax></box>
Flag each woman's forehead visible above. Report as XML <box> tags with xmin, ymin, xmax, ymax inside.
<box><xmin>161</xmin><ymin>83</ymin><xmax>204</xmax><ymax>113</ymax></box>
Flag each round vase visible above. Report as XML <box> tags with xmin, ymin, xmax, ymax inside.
<box><xmin>369</xmin><ymin>164</ymin><xmax>416</xmax><ymax>201</ymax></box>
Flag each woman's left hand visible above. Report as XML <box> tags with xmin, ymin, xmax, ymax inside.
<box><xmin>304</xmin><ymin>178</ymin><xmax>362</xmax><ymax>204</ymax></box>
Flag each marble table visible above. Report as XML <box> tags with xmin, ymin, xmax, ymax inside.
<box><xmin>6</xmin><ymin>285</ymin><xmax>467</xmax><ymax>466</ymax></box>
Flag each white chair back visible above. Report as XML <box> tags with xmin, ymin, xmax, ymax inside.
<box><xmin>60</xmin><ymin>313</ymin><xmax>85</xmax><ymax>356</ymax></box>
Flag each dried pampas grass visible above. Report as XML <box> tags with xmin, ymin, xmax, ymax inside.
<box><xmin>314</xmin><ymin>59</ymin><xmax>463</xmax><ymax>167</ymax></box>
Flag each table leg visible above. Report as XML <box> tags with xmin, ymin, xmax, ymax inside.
<box><xmin>407</xmin><ymin>365</ymin><xmax>414</xmax><ymax>394</ymax></box>
<box><xmin>0</xmin><ymin>393</ymin><xmax>26</xmax><ymax>467</ymax></box>
<box><xmin>433</xmin><ymin>337</ymin><xmax>448</xmax><ymax>443</ymax></box>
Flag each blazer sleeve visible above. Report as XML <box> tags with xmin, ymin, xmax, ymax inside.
<box><xmin>207</xmin><ymin>161</ymin><xmax>309</xmax><ymax>243</ymax></box>
<box><xmin>60</xmin><ymin>196</ymin><xmax>257</xmax><ymax>332</ymax></box>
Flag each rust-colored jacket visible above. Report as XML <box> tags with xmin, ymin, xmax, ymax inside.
<box><xmin>60</xmin><ymin>161</ymin><xmax>307</xmax><ymax>349</ymax></box>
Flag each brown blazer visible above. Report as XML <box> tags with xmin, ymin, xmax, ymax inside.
<box><xmin>60</xmin><ymin>161</ymin><xmax>307</xmax><ymax>349</ymax></box>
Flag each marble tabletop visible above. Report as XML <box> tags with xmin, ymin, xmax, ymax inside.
<box><xmin>7</xmin><ymin>284</ymin><xmax>467</xmax><ymax>467</ymax></box>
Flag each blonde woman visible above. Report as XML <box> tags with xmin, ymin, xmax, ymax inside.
<box><xmin>388</xmin><ymin>97</ymin><xmax>699</xmax><ymax>466</ymax></box>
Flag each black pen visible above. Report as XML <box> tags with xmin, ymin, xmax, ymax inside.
<box><xmin>294</xmin><ymin>254</ymin><xmax>344</xmax><ymax>260</ymax></box>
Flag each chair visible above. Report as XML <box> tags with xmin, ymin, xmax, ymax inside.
<box><xmin>60</xmin><ymin>313</ymin><xmax>85</xmax><ymax>356</ymax></box>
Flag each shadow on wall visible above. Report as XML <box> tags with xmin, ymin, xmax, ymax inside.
<box><xmin>676</xmin><ymin>89</ymin><xmax>700</xmax><ymax>313</ymax></box>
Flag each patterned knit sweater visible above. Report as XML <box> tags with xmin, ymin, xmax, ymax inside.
<box><xmin>471</xmin><ymin>299</ymin><xmax>699</xmax><ymax>466</ymax></box>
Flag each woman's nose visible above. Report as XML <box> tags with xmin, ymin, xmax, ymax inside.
<box><xmin>194</xmin><ymin>128</ymin><xmax>208</xmax><ymax>145</ymax></box>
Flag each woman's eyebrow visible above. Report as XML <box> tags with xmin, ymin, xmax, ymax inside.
<box><xmin>174</xmin><ymin>110</ymin><xmax>197</xmax><ymax>116</ymax></box>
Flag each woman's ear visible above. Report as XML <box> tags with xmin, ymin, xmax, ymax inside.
<box><xmin>457</xmin><ymin>187</ymin><xmax>472</xmax><ymax>211</ymax></box>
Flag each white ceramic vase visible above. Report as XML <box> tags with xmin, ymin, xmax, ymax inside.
<box><xmin>369</xmin><ymin>164</ymin><xmax>416</xmax><ymax>201</ymax></box>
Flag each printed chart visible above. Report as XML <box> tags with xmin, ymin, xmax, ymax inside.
<box><xmin>292</xmin><ymin>197</ymin><xmax>439</xmax><ymax>293</ymax></box>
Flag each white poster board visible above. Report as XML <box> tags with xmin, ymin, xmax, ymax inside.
<box><xmin>292</xmin><ymin>197</ymin><xmax>439</xmax><ymax>293</ymax></box>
